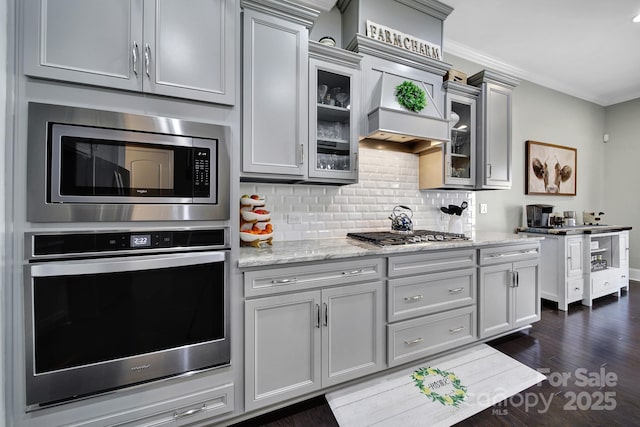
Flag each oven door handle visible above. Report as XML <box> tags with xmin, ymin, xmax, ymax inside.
<box><xmin>29</xmin><ymin>251</ymin><xmax>227</xmax><ymax>277</ymax></box>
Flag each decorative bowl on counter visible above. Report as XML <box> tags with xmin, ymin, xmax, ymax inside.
<box><xmin>240</xmin><ymin>195</ymin><xmax>273</xmax><ymax>247</ymax></box>
<box><xmin>240</xmin><ymin>195</ymin><xmax>265</xmax><ymax>207</ymax></box>
<box><xmin>240</xmin><ymin>208</ymin><xmax>270</xmax><ymax>223</ymax></box>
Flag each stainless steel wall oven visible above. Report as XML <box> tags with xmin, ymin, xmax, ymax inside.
<box><xmin>23</xmin><ymin>228</ymin><xmax>230</xmax><ymax>410</ymax></box>
<box><xmin>27</xmin><ymin>103</ymin><xmax>230</xmax><ymax>222</ymax></box>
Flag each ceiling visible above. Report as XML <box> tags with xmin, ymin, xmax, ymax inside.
<box><xmin>440</xmin><ymin>0</ymin><xmax>640</xmax><ymax>106</ymax></box>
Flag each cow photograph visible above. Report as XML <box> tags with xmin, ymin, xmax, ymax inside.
<box><xmin>526</xmin><ymin>140</ymin><xmax>577</xmax><ymax>196</ymax></box>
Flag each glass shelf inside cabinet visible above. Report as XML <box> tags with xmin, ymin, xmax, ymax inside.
<box><xmin>450</xmin><ymin>101</ymin><xmax>472</xmax><ymax>179</ymax></box>
<box><xmin>316</xmin><ymin>69</ymin><xmax>351</xmax><ymax>171</ymax></box>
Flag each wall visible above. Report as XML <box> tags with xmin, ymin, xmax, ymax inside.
<box><xmin>444</xmin><ymin>53</ymin><xmax>607</xmax><ymax>233</ymax></box>
<box><xmin>241</xmin><ymin>147</ymin><xmax>475</xmax><ymax>241</ymax></box>
<box><xmin>604</xmin><ymin>98</ymin><xmax>640</xmax><ymax>272</ymax></box>
<box><xmin>1</xmin><ymin>0</ymin><xmax>8</xmax><ymax>422</ymax></box>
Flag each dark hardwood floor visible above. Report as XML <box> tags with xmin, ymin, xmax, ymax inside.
<box><xmin>231</xmin><ymin>282</ymin><xmax>640</xmax><ymax>426</ymax></box>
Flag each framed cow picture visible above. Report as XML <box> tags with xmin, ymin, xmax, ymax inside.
<box><xmin>525</xmin><ymin>140</ymin><xmax>577</xmax><ymax>196</ymax></box>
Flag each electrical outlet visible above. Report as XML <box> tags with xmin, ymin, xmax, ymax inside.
<box><xmin>480</xmin><ymin>203</ymin><xmax>488</xmax><ymax>214</ymax></box>
<box><xmin>287</xmin><ymin>213</ymin><xmax>302</xmax><ymax>224</ymax></box>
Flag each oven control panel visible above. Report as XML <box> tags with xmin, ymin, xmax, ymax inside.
<box><xmin>27</xmin><ymin>228</ymin><xmax>227</xmax><ymax>258</ymax></box>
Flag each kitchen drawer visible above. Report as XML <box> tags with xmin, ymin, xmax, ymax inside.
<box><xmin>244</xmin><ymin>258</ymin><xmax>383</xmax><ymax>297</ymax></box>
<box><xmin>387</xmin><ymin>306</ymin><xmax>476</xmax><ymax>367</ymax></box>
<box><xmin>388</xmin><ymin>268</ymin><xmax>476</xmax><ymax>322</ymax></box>
<box><xmin>591</xmin><ymin>270</ymin><xmax>620</xmax><ymax>295</ymax></box>
<box><xmin>387</xmin><ymin>249</ymin><xmax>476</xmax><ymax>278</ymax></box>
<box><xmin>77</xmin><ymin>383</ymin><xmax>234</xmax><ymax>427</ymax></box>
<box><xmin>478</xmin><ymin>243</ymin><xmax>540</xmax><ymax>266</ymax></box>
<box><xmin>567</xmin><ymin>277</ymin><xmax>584</xmax><ymax>301</ymax></box>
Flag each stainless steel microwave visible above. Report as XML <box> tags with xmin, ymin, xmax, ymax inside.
<box><xmin>27</xmin><ymin>103</ymin><xmax>230</xmax><ymax>222</ymax></box>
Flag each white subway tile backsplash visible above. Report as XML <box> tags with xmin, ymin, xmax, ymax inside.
<box><xmin>239</xmin><ymin>147</ymin><xmax>475</xmax><ymax>242</ymax></box>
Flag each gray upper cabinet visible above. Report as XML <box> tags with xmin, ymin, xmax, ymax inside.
<box><xmin>468</xmin><ymin>70</ymin><xmax>520</xmax><ymax>189</ymax></box>
<box><xmin>419</xmin><ymin>81</ymin><xmax>479</xmax><ymax>189</ymax></box>
<box><xmin>23</xmin><ymin>0</ymin><xmax>236</xmax><ymax>104</ymax></box>
<box><xmin>308</xmin><ymin>41</ymin><xmax>362</xmax><ymax>184</ymax></box>
<box><xmin>241</xmin><ymin>1</ymin><xmax>318</xmax><ymax>180</ymax></box>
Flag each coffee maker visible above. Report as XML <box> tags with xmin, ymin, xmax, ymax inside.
<box><xmin>526</xmin><ymin>204</ymin><xmax>554</xmax><ymax>227</ymax></box>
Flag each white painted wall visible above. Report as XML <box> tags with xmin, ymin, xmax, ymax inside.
<box><xmin>603</xmin><ymin>98</ymin><xmax>640</xmax><ymax>271</ymax></box>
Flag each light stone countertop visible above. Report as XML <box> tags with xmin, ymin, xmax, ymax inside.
<box><xmin>238</xmin><ymin>231</ymin><xmax>544</xmax><ymax>268</ymax></box>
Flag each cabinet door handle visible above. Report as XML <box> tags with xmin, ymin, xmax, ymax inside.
<box><xmin>404</xmin><ymin>338</ymin><xmax>423</xmax><ymax>345</ymax></box>
<box><xmin>132</xmin><ymin>41</ymin><xmax>139</xmax><ymax>76</ymax></box>
<box><xmin>404</xmin><ymin>294</ymin><xmax>423</xmax><ymax>302</ymax></box>
<box><xmin>271</xmin><ymin>278</ymin><xmax>297</xmax><ymax>285</ymax></box>
<box><xmin>315</xmin><ymin>304</ymin><xmax>320</xmax><ymax>328</ymax></box>
<box><xmin>510</xmin><ymin>271</ymin><xmax>517</xmax><ymax>287</ymax></box>
<box><xmin>342</xmin><ymin>269</ymin><xmax>364</xmax><ymax>276</ymax></box>
<box><xmin>144</xmin><ymin>43</ymin><xmax>151</xmax><ymax>77</ymax></box>
<box><xmin>488</xmin><ymin>163</ymin><xmax>492</xmax><ymax>178</ymax></box>
<box><xmin>323</xmin><ymin>302</ymin><xmax>328</xmax><ymax>327</ymax></box>
<box><xmin>574</xmin><ymin>287</ymin><xmax>581</xmax><ymax>291</ymax></box>
<box><xmin>354</xmin><ymin>152</ymin><xmax>358</xmax><ymax>171</ymax></box>
<box><xmin>449</xmin><ymin>326</ymin><xmax>465</xmax><ymax>333</ymax></box>
<box><xmin>448</xmin><ymin>287</ymin><xmax>464</xmax><ymax>294</ymax></box>
<box><xmin>174</xmin><ymin>404</ymin><xmax>206</xmax><ymax>420</ymax></box>
<box><xmin>300</xmin><ymin>144</ymin><xmax>304</xmax><ymax>165</ymax></box>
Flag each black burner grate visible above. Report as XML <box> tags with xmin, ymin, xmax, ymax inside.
<box><xmin>347</xmin><ymin>230</ymin><xmax>469</xmax><ymax>246</ymax></box>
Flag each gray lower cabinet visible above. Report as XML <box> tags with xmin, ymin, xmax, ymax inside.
<box><xmin>241</xmin><ymin>1</ymin><xmax>316</xmax><ymax>179</ymax></box>
<box><xmin>478</xmin><ymin>244</ymin><xmax>540</xmax><ymax>338</ymax></box>
<box><xmin>386</xmin><ymin>250</ymin><xmax>477</xmax><ymax>367</ymax></box>
<box><xmin>23</xmin><ymin>0</ymin><xmax>236</xmax><ymax>104</ymax></box>
<box><xmin>468</xmin><ymin>70</ymin><xmax>520</xmax><ymax>189</ymax></box>
<box><xmin>244</xmin><ymin>281</ymin><xmax>384</xmax><ymax>411</ymax></box>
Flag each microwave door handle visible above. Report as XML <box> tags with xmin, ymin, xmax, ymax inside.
<box><xmin>29</xmin><ymin>251</ymin><xmax>226</xmax><ymax>277</ymax></box>
<box><xmin>113</xmin><ymin>170</ymin><xmax>124</xmax><ymax>195</ymax></box>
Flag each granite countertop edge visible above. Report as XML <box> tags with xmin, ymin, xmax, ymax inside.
<box><xmin>517</xmin><ymin>225</ymin><xmax>632</xmax><ymax>235</ymax></box>
<box><xmin>238</xmin><ymin>232</ymin><xmax>544</xmax><ymax>268</ymax></box>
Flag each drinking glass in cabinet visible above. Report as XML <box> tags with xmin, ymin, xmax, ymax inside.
<box><xmin>317</xmin><ymin>153</ymin><xmax>350</xmax><ymax>171</ymax></box>
<box><xmin>335</xmin><ymin>93</ymin><xmax>349</xmax><ymax>108</ymax></box>
<box><xmin>318</xmin><ymin>85</ymin><xmax>328</xmax><ymax>103</ymax></box>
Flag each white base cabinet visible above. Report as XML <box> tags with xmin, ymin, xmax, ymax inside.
<box><xmin>521</xmin><ymin>230</ymin><xmax>629</xmax><ymax>310</ymax></box>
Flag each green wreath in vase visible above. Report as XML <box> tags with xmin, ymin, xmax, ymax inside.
<box><xmin>395</xmin><ymin>81</ymin><xmax>427</xmax><ymax>112</ymax></box>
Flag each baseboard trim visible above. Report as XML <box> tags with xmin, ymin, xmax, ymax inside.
<box><xmin>630</xmin><ymin>268</ymin><xmax>640</xmax><ymax>281</ymax></box>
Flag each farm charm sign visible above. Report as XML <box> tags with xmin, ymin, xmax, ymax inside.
<box><xmin>366</xmin><ymin>20</ymin><xmax>442</xmax><ymax>61</ymax></box>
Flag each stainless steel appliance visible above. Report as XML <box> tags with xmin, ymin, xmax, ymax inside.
<box><xmin>23</xmin><ymin>228</ymin><xmax>229</xmax><ymax>410</ymax></box>
<box><xmin>347</xmin><ymin>230</ymin><xmax>469</xmax><ymax>246</ymax></box>
<box><xmin>526</xmin><ymin>204</ymin><xmax>554</xmax><ymax>227</ymax></box>
<box><xmin>27</xmin><ymin>103</ymin><xmax>230</xmax><ymax>222</ymax></box>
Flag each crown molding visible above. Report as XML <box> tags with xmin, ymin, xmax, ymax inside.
<box><xmin>444</xmin><ymin>38</ymin><xmax>613</xmax><ymax>106</ymax></box>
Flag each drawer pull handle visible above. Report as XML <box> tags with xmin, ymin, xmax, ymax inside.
<box><xmin>271</xmin><ymin>278</ymin><xmax>297</xmax><ymax>284</ymax></box>
<box><xmin>404</xmin><ymin>294</ymin><xmax>424</xmax><ymax>302</ymax></box>
<box><xmin>449</xmin><ymin>326</ymin><xmax>465</xmax><ymax>333</ymax></box>
<box><xmin>575</xmin><ymin>287</ymin><xmax>581</xmax><ymax>291</ymax></box>
<box><xmin>405</xmin><ymin>338</ymin><xmax>423</xmax><ymax>345</ymax></box>
<box><xmin>487</xmin><ymin>249</ymin><xmax>537</xmax><ymax>259</ymax></box>
<box><xmin>448</xmin><ymin>287</ymin><xmax>464</xmax><ymax>294</ymax></box>
<box><xmin>342</xmin><ymin>269</ymin><xmax>364</xmax><ymax>275</ymax></box>
<box><xmin>174</xmin><ymin>404</ymin><xmax>206</xmax><ymax>420</ymax></box>
<box><xmin>604</xmin><ymin>282</ymin><xmax>610</xmax><ymax>287</ymax></box>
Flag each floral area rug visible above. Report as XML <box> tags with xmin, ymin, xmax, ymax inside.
<box><xmin>326</xmin><ymin>344</ymin><xmax>546</xmax><ymax>426</ymax></box>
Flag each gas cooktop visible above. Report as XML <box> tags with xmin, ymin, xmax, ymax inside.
<box><xmin>347</xmin><ymin>230</ymin><xmax>469</xmax><ymax>246</ymax></box>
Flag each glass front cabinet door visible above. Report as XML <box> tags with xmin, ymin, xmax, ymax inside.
<box><xmin>308</xmin><ymin>42</ymin><xmax>362</xmax><ymax>184</ymax></box>
<box><xmin>444</xmin><ymin>82</ymin><xmax>479</xmax><ymax>187</ymax></box>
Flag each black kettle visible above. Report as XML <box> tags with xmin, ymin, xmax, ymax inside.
<box><xmin>389</xmin><ymin>205</ymin><xmax>413</xmax><ymax>233</ymax></box>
